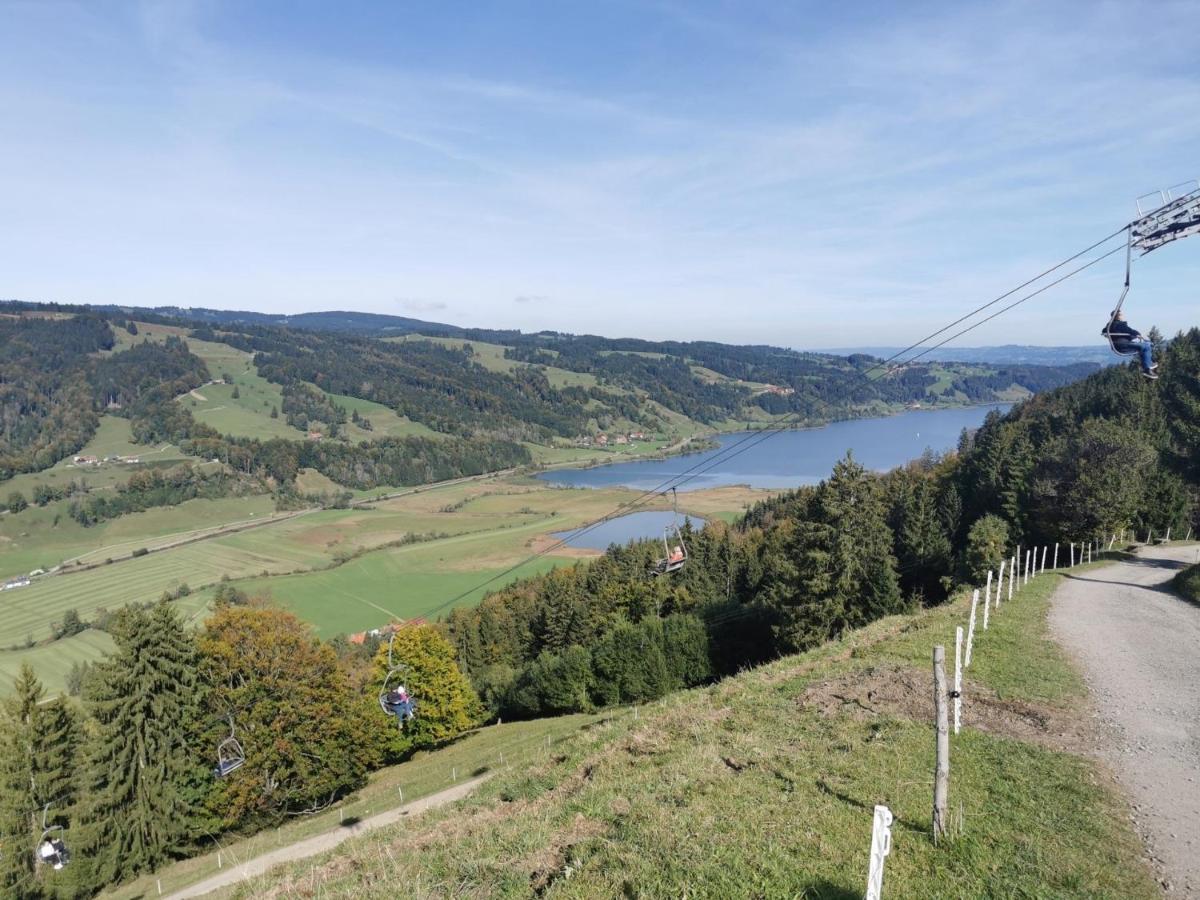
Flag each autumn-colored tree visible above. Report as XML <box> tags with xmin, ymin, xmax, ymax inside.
<box><xmin>372</xmin><ymin>624</ymin><xmax>484</xmax><ymax>760</ymax></box>
<box><xmin>199</xmin><ymin>606</ymin><xmax>377</xmax><ymax>826</ymax></box>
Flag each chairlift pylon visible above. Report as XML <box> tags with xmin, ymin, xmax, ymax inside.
<box><xmin>1103</xmin><ymin>181</ymin><xmax>1200</xmax><ymax>362</ymax></box>
<box><xmin>378</xmin><ymin>632</ymin><xmax>417</xmax><ymax>729</ymax></box>
<box><xmin>214</xmin><ymin>715</ymin><xmax>246</xmax><ymax>778</ymax></box>
<box><xmin>651</xmin><ymin>487</ymin><xmax>688</xmax><ymax>576</ymax></box>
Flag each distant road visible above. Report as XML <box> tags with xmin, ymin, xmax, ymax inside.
<box><xmin>165</xmin><ymin>775</ymin><xmax>489</xmax><ymax>899</ymax></box>
<box><xmin>1049</xmin><ymin>544</ymin><xmax>1200</xmax><ymax>898</ymax></box>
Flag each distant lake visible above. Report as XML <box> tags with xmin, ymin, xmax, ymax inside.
<box><xmin>551</xmin><ymin>511</ymin><xmax>707</xmax><ymax>551</ymax></box>
<box><xmin>539</xmin><ymin>404</ymin><xmax>1011</xmax><ymax>492</ymax></box>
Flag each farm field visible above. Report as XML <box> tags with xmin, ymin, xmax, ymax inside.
<box><xmin>388</xmin><ymin>334</ymin><xmax>600</xmax><ymax>389</ymax></box>
<box><xmin>183</xmin><ymin>368</ymin><xmax>304</xmax><ymax>441</ymax></box>
<box><xmin>1</xmin><ymin>415</ymin><xmax>190</xmax><ymax>500</ymax></box>
<box><xmin>0</xmin><ymin>494</ymin><xmax>277</xmax><ymax>582</ymax></box>
<box><xmin>0</xmin><ymin>629</ymin><xmax>115</xmax><ymax>696</ymax></box>
<box><xmin>323</xmin><ymin>391</ymin><xmax>440</xmax><ymax>440</ymax></box>
<box><xmin>0</xmin><ymin>478</ymin><xmax>771</xmax><ymax>688</ymax></box>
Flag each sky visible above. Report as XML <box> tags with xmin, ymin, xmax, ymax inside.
<box><xmin>1</xmin><ymin>0</ymin><xmax>1198</xmax><ymax>348</ymax></box>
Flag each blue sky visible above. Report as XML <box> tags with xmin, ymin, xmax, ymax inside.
<box><xmin>2</xmin><ymin>1</ymin><xmax>1198</xmax><ymax>347</ymax></box>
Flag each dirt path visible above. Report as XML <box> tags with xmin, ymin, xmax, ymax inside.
<box><xmin>165</xmin><ymin>775</ymin><xmax>490</xmax><ymax>899</ymax></box>
<box><xmin>1049</xmin><ymin>544</ymin><xmax>1200</xmax><ymax>897</ymax></box>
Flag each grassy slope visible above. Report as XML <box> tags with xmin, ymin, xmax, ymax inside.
<box><xmin>100</xmin><ymin>713</ymin><xmax>610</xmax><ymax>900</ymax></box>
<box><xmin>1173</xmin><ymin>561</ymin><xmax>1200</xmax><ymax>603</ymax></box>
<box><xmin>243</xmin><ymin>566</ymin><xmax>1156</xmax><ymax>899</ymax></box>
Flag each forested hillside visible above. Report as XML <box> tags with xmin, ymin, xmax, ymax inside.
<box><xmin>443</xmin><ymin>329</ymin><xmax>1200</xmax><ymax>719</ymax></box>
<box><xmin>1</xmin><ymin>319</ymin><xmax>1195</xmax><ymax>898</ymax></box>
<box><xmin>2</xmin><ymin>302</ymin><xmax>1097</xmax><ymax>500</ymax></box>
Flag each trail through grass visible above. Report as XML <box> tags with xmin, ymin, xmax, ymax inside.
<box><xmin>237</xmin><ymin>562</ymin><xmax>1156</xmax><ymax>899</ymax></box>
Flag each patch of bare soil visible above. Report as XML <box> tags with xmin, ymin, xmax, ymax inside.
<box><xmin>800</xmin><ymin>664</ymin><xmax>1098</xmax><ymax>753</ymax></box>
<box><xmin>527</xmin><ymin>533</ymin><xmax>603</xmax><ymax>559</ymax></box>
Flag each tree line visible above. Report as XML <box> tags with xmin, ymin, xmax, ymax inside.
<box><xmin>445</xmin><ymin>331</ymin><xmax>1200</xmax><ymax>719</ymax></box>
<box><xmin>0</xmin><ymin>600</ymin><xmax>481</xmax><ymax>898</ymax></box>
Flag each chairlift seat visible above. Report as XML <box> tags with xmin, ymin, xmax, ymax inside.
<box><xmin>214</xmin><ymin>735</ymin><xmax>245</xmax><ymax>778</ymax></box>
<box><xmin>38</xmin><ymin>838</ymin><xmax>69</xmax><ymax>870</ymax></box>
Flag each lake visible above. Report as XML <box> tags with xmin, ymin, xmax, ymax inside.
<box><xmin>539</xmin><ymin>404</ymin><xmax>1010</xmax><ymax>493</ymax></box>
<box><xmin>551</xmin><ymin>511</ymin><xmax>707</xmax><ymax>552</ymax></box>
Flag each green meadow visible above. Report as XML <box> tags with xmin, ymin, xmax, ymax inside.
<box><xmin>1</xmin><ymin>477</ymin><xmax>765</xmax><ymax>689</ymax></box>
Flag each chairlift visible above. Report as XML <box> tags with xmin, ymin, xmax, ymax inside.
<box><xmin>214</xmin><ymin>716</ymin><xmax>246</xmax><ymax>778</ymax></box>
<box><xmin>36</xmin><ymin>804</ymin><xmax>69</xmax><ymax>870</ymax></box>
<box><xmin>1103</xmin><ymin>181</ymin><xmax>1200</xmax><ymax>362</ymax></box>
<box><xmin>651</xmin><ymin>488</ymin><xmax>688</xmax><ymax>576</ymax></box>
<box><xmin>378</xmin><ymin>633</ymin><xmax>417</xmax><ymax>729</ymax></box>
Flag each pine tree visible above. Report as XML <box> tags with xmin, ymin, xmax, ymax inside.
<box><xmin>75</xmin><ymin>603</ymin><xmax>204</xmax><ymax>890</ymax></box>
<box><xmin>0</xmin><ymin>666</ymin><xmax>81</xmax><ymax>899</ymax></box>
<box><xmin>0</xmin><ymin>666</ymin><xmax>41</xmax><ymax>895</ymax></box>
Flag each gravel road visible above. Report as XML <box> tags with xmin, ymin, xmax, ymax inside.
<box><xmin>166</xmin><ymin>774</ymin><xmax>490</xmax><ymax>899</ymax></box>
<box><xmin>1049</xmin><ymin>544</ymin><xmax>1200</xmax><ymax>898</ymax></box>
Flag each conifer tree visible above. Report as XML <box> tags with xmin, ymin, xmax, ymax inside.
<box><xmin>75</xmin><ymin>602</ymin><xmax>204</xmax><ymax>890</ymax></box>
<box><xmin>0</xmin><ymin>665</ymin><xmax>80</xmax><ymax>899</ymax></box>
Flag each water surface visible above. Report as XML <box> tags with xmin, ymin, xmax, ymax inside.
<box><xmin>539</xmin><ymin>404</ymin><xmax>1010</xmax><ymax>492</ymax></box>
<box><xmin>551</xmin><ymin>510</ymin><xmax>706</xmax><ymax>551</ymax></box>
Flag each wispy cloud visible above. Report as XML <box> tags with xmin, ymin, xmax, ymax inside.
<box><xmin>1</xmin><ymin>1</ymin><xmax>1197</xmax><ymax>345</ymax></box>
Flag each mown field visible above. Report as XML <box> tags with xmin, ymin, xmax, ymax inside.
<box><xmin>236</xmin><ymin>562</ymin><xmax>1159</xmax><ymax>899</ymax></box>
<box><xmin>0</xmin><ymin>479</ymin><xmax>768</xmax><ymax>687</ymax></box>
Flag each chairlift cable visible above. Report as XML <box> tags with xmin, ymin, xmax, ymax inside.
<box><xmin>419</xmin><ymin>229</ymin><xmax>1134</xmax><ymax>620</ymax></box>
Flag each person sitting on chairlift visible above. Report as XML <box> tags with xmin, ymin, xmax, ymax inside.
<box><xmin>667</xmin><ymin>545</ymin><xmax>685</xmax><ymax>565</ymax></box>
<box><xmin>385</xmin><ymin>685</ymin><xmax>415</xmax><ymax>720</ymax></box>
<box><xmin>1103</xmin><ymin>310</ymin><xmax>1158</xmax><ymax>379</ymax></box>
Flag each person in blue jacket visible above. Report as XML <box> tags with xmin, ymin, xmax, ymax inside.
<box><xmin>1103</xmin><ymin>310</ymin><xmax>1158</xmax><ymax>378</ymax></box>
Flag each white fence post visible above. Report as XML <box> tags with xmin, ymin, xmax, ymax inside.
<box><xmin>965</xmin><ymin>589</ymin><xmax>979</xmax><ymax>667</ymax></box>
<box><xmin>996</xmin><ymin>560</ymin><xmax>1006</xmax><ymax>608</ymax></box>
<box><xmin>1024</xmin><ymin>550</ymin><xmax>1031</xmax><ymax>585</ymax></box>
<box><xmin>954</xmin><ymin>626</ymin><xmax>963</xmax><ymax>735</ymax></box>
<box><xmin>1146</xmin><ymin>528</ymin><xmax>1152</xmax><ymax>544</ymax></box>
<box><xmin>1166</xmin><ymin>527</ymin><xmax>1172</xmax><ymax>543</ymax></box>
<box><xmin>1040</xmin><ymin>545</ymin><xmax>1047</xmax><ymax>574</ymax></box>
<box><xmin>1108</xmin><ymin>534</ymin><xmax>1115</xmax><ymax>551</ymax></box>
<box><xmin>1009</xmin><ymin>555</ymin><xmax>1015</xmax><ymax>601</ymax></box>
<box><xmin>983</xmin><ymin>570</ymin><xmax>993</xmax><ymax>628</ymax></box>
<box><xmin>1187</xmin><ymin>527</ymin><xmax>1193</xmax><ymax>542</ymax></box>
<box><xmin>1069</xmin><ymin>542</ymin><xmax>1075</xmax><ymax>566</ymax></box>
<box><xmin>866</xmin><ymin>805</ymin><xmax>894</xmax><ymax>900</ymax></box>
<box><xmin>1053</xmin><ymin>543</ymin><xmax>1059</xmax><ymax>569</ymax></box>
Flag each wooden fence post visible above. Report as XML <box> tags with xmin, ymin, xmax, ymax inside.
<box><xmin>953</xmin><ymin>627</ymin><xmax>963</xmax><ymax>735</ymax></box>
<box><xmin>933</xmin><ymin>646</ymin><xmax>950</xmax><ymax>843</ymax></box>
<box><xmin>965</xmin><ymin>590</ymin><xmax>979</xmax><ymax>667</ymax></box>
